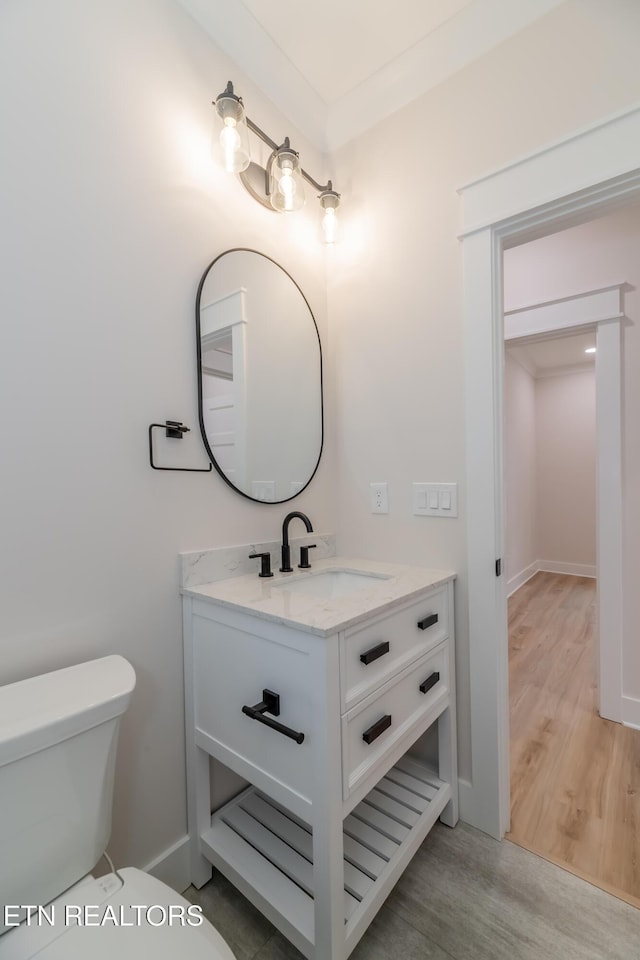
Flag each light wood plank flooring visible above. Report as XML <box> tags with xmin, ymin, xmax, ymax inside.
<box><xmin>508</xmin><ymin>571</ymin><xmax>640</xmax><ymax>905</ymax></box>
<box><xmin>187</xmin><ymin>820</ymin><xmax>640</xmax><ymax>960</ymax></box>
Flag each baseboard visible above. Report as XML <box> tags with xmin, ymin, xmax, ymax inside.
<box><xmin>143</xmin><ymin>835</ymin><xmax>191</xmax><ymax>894</ymax></box>
<box><xmin>537</xmin><ymin>560</ymin><xmax>596</xmax><ymax>578</ymax></box>
<box><xmin>507</xmin><ymin>562</ymin><xmax>538</xmax><ymax>597</ymax></box>
<box><xmin>622</xmin><ymin>695</ymin><xmax>640</xmax><ymax>730</ymax></box>
<box><xmin>457</xmin><ymin>777</ymin><xmax>474</xmax><ymax>822</ymax></box>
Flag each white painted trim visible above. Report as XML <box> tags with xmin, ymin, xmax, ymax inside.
<box><xmin>596</xmin><ymin>320</ymin><xmax>623</xmax><ymax>722</ymax></box>
<box><xmin>457</xmin><ymin>777</ymin><xmax>474</xmax><ymax>824</ymax></box>
<box><xmin>534</xmin><ymin>362</ymin><xmax>595</xmax><ymax>380</ymax></box>
<box><xmin>461</xmin><ymin>106</ymin><xmax>639</xmax><ymax>839</ymax></box>
<box><xmin>505</xmin><ymin>282</ymin><xmax>625</xmax><ymax>317</ymax></box>
<box><xmin>507</xmin><ymin>562</ymin><xmax>538</xmax><ymax>597</ymax></box>
<box><xmin>460</xmin><ymin>104</ymin><xmax>640</xmax><ymax>193</ymax></box>
<box><xmin>622</xmin><ymin>697</ymin><xmax>640</xmax><ymax>729</ymax></box>
<box><xmin>143</xmin><ymin>835</ymin><xmax>191</xmax><ymax>894</ymax></box>
<box><xmin>459</xmin><ymin>105</ymin><xmax>640</xmax><ymax>236</ymax></box>
<box><xmin>462</xmin><ymin>228</ymin><xmax>509</xmax><ymax>839</ymax></box>
<box><xmin>504</xmin><ymin>285</ymin><xmax>623</xmax><ymax>340</ymax></box>
<box><xmin>537</xmin><ymin>561</ymin><xmax>596</xmax><ymax>579</ymax></box>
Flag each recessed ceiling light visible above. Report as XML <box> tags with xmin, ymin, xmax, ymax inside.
<box><xmin>585</xmin><ymin>347</ymin><xmax>596</xmax><ymax>354</ymax></box>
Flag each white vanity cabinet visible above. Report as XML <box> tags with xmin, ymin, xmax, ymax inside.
<box><xmin>183</xmin><ymin>565</ymin><xmax>457</xmax><ymax>960</ymax></box>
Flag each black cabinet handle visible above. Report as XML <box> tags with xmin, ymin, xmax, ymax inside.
<box><xmin>242</xmin><ymin>689</ymin><xmax>304</xmax><ymax>744</ymax></box>
<box><xmin>417</xmin><ymin>613</ymin><xmax>438</xmax><ymax>631</ymax></box>
<box><xmin>360</xmin><ymin>640</ymin><xmax>390</xmax><ymax>665</ymax></box>
<box><xmin>419</xmin><ymin>671</ymin><xmax>440</xmax><ymax>694</ymax></box>
<box><xmin>362</xmin><ymin>714</ymin><xmax>392</xmax><ymax>745</ymax></box>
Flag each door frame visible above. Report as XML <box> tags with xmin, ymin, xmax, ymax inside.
<box><xmin>458</xmin><ymin>103</ymin><xmax>640</xmax><ymax>838</ymax></box>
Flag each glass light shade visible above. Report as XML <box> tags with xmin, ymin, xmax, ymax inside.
<box><xmin>319</xmin><ymin>189</ymin><xmax>341</xmax><ymax>243</ymax></box>
<box><xmin>270</xmin><ymin>147</ymin><xmax>305</xmax><ymax>212</ymax></box>
<box><xmin>214</xmin><ymin>89</ymin><xmax>250</xmax><ymax>173</ymax></box>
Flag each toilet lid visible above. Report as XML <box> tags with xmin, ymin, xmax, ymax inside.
<box><xmin>0</xmin><ymin>868</ymin><xmax>236</xmax><ymax>960</ymax></box>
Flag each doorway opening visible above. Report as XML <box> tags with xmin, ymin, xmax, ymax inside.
<box><xmin>459</xmin><ymin>104</ymin><xmax>640</xmax><ymax>852</ymax></box>
<box><xmin>498</xmin><ymin>209</ymin><xmax>640</xmax><ymax>904</ymax></box>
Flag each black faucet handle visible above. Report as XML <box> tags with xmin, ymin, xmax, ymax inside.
<box><xmin>249</xmin><ymin>552</ymin><xmax>273</xmax><ymax>578</ymax></box>
<box><xmin>298</xmin><ymin>544</ymin><xmax>317</xmax><ymax>569</ymax></box>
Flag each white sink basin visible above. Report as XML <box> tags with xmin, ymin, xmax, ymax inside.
<box><xmin>273</xmin><ymin>569</ymin><xmax>390</xmax><ymax>600</ymax></box>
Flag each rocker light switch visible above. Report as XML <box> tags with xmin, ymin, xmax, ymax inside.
<box><xmin>413</xmin><ymin>483</ymin><xmax>458</xmax><ymax>517</ymax></box>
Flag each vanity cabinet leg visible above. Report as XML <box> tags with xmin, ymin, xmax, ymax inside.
<box><xmin>438</xmin><ymin>706</ymin><xmax>458</xmax><ymax>827</ymax></box>
<box><xmin>187</xmin><ymin>745</ymin><xmax>214</xmax><ymax>887</ymax></box>
<box><xmin>313</xmin><ymin>796</ymin><xmax>346</xmax><ymax>960</ymax></box>
<box><xmin>438</xmin><ymin>585</ymin><xmax>458</xmax><ymax>828</ymax></box>
<box><xmin>184</xmin><ymin>599</ymin><xmax>213</xmax><ymax>887</ymax></box>
<box><xmin>311</xmin><ymin>635</ymin><xmax>345</xmax><ymax>960</ymax></box>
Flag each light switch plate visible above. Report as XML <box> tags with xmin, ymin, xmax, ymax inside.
<box><xmin>413</xmin><ymin>482</ymin><xmax>458</xmax><ymax>517</ymax></box>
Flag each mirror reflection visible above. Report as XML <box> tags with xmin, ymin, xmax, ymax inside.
<box><xmin>196</xmin><ymin>249</ymin><xmax>323</xmax><ymax>502</ymax></box>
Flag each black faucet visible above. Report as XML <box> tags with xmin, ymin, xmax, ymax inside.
<box><xmin>280</xmin><ymin>511</ymin><xmax>313</xmax><ymax>572</ymax></box>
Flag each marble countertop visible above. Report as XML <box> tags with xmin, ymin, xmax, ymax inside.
<box><xmin>182</xmin><ymin>557</ymin><xmax>455</xmax><ymax>636</ymax></box>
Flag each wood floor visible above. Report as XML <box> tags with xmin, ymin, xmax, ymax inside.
<box><xmin>187</xmin><ymin>820</ymin><xmax>640</xmax><ymax>960</ymax></box>
<box><xmin>508</xmin><ymin>571</ymin><xmax>640</xmax><ymax>905</ymax></box>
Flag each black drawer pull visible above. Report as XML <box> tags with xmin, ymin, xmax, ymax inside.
<box><xmin>417</xmin><ymin>613</ymin><xmax>438</xmax><ymax>631</ymax></box>
<box><xmin>419</xmin><ymin>671</ymin><xmax>440</xmax><ymax>694</ymax></box>
<box><xmin>362</xmin><ymin>714</ymin><xmax>392</xmax><ymax>745</ymax></box>
<box><xmin>242</xmin><ymin>689</ymin><xmax>305</xmax><ymax>744</ymax></box>
<box><xmin>360</xmin><ymin>640</ymin><xmax>390</xmax><ymax>665</ymax></box>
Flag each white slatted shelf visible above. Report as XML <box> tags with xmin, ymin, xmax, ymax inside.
<box><xmin>200</xmin><ymin>757</ymin><xmax>451</xmax><ymax>959</ymax></box>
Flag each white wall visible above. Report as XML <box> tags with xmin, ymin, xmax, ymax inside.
<box><xmin>504</xmin><ymin>354</ymin><xmax>537</xmax><ymax>583</ymax></box>
<box><xmin>3</xmin><ymin>0</ymin><xmax>640</xmax><ymax>871</ymax></box>
<box><xmin>0</xmin><ymin>0</ymin><xmax>335</xmax><ymax>874</ymax></box>
<box><xmin>535</xmin><ymin>370</ymin><xmax>596</xmax><ymax>568</ymax></box>
<box><xmin>503</xmin><ymin>202</ymin><xmax>640</xmax><ymax>704</ymax></box>
<box><xmin>504</xmin><ymin>355</ymin><xmax>596</xmax><ymax>586</ymax></box>
<box><xmin>331</xmin><ymin>0</ymin><xmax>640</xmax><ymax>783</ymax></box>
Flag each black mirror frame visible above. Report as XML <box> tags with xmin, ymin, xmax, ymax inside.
<box><xmin>195</xmin><ymin>248</ymin><xmax>324</xmax><ymax>504</ymax></box>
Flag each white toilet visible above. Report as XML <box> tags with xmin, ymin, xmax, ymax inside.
<box><xmin>0</xmin><ymin>655</ymin><xmax>235</xmax><ymax>960</ymax></box>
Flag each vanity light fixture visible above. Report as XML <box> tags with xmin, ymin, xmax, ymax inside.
<box><xmin>213</xmin><ymin>81</ymin><xmax>341</xmax><ymax>242</ymax></box>
<box><xmin>585</xmin><ymin>346</ymin><xmax>597</xmax><ymax>354</ymax></box>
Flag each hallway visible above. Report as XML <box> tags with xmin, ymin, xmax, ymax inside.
<box><xmin>507</xmin><ymin>572</ymin><xmax>640</xmax><ymax>906</ymax></box>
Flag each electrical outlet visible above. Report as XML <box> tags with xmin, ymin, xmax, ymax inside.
<box><xmin>370</xmin><ymin>482</ymin><xmax>389</xmax><ymax>514</ymax></box>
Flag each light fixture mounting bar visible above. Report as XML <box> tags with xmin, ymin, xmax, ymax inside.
<box><xmin>245</xmin><ymin>116</ymin><xmax>332</xmax><ymax>194</ymax></box>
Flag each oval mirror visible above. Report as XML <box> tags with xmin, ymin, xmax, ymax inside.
<box><xmin>196</xmin><ymin>249</ymin><xmax>323</xmax><ymax>502</ymax></box>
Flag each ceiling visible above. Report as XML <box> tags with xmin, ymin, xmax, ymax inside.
<box><xmin>240</xmin><ymin>0</ymin><xmax>474</xmax><ymax>104</ymax></box>
<box><xmin>508</xmin><ymin>332</ymin><xmax>596</xmax><ymax>378</ymax></box>
<box><xmin>176</xmin><ymin>0</ymin><xmax>566</xmax><ymax>150</ymax></box>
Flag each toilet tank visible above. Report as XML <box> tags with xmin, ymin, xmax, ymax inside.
<box><xmin>0</xmin><ymin>656</ymin><xmax>136</xmax><ymax>932</ymax></box>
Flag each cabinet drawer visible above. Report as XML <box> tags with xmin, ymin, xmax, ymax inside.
<box><xmin>341</xmin><ymin>588</ymin><xmax>448</xmax><ymax>711</ymax></box>
<box><xmin>192</xmin><ymin>615</ymin><xmax>314</xmax><ymax>803</ymax></box>
<box><xmin>342</xmin><ymin>643</ymin><xmax>448</xmax><ymax>798</ymax></box>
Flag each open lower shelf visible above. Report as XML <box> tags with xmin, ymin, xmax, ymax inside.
<box><xmin>200</xmin><ymin>755</ymin><xmax>451</xmax><ymax>959</ymax></box>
